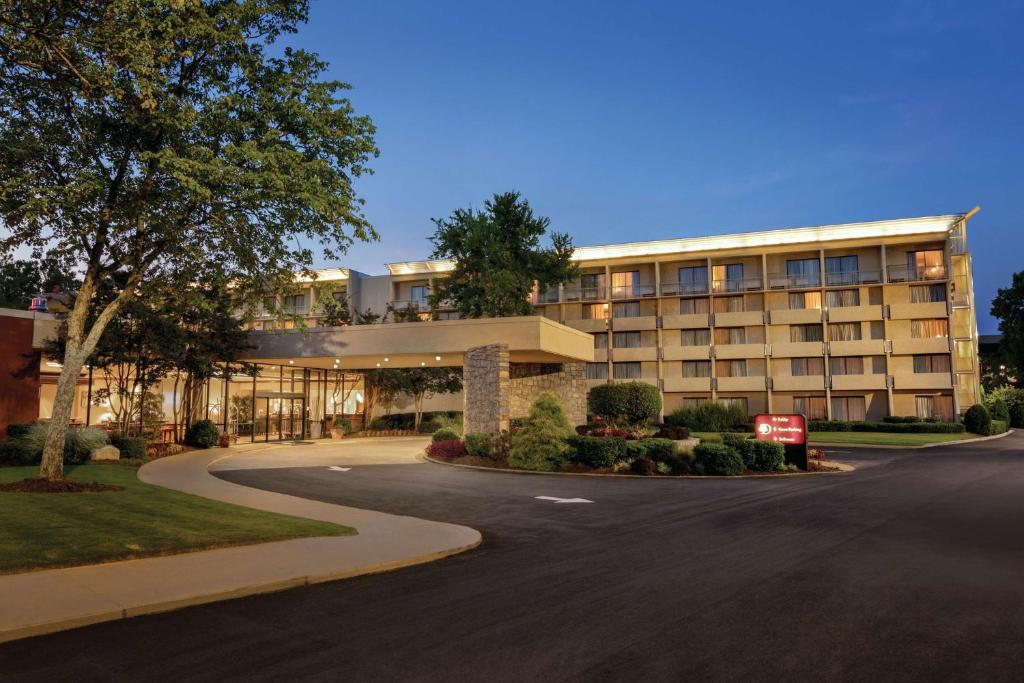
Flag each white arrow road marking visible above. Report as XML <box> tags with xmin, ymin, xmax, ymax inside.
<box><xmin>327</xmin><ymin>466</ymin><xmax>352</xmax><ymax>472</ymax></box>
<box><xmin>535</xmin><ymin>496</ymin><xmax>593</xmax><ymax>504</ymax></box>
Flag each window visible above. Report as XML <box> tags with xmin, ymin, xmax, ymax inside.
<box><xmin>789</xmin><ymin>291</ymin><xmax>822</xmax><ymax>309</ymax></box>
<box><xmin>829</xmin><ymin>323</ymin><xmax>862</xmax><ymax>342</ymax></box>
<box><xmin>681</xmin><ymin>397</ymin><xmax>708</xmax><ymax>409</ymax></box>
<box><xmin>786</xmin><ymin>258</ymin><xmax>820</xmax><ymax>287</ymax></box>
<box><xmin>911</xmin><ymin>319</ymin><xmax>949</xmax><ymax>338</ymax></box>
<box><xmin>678</xmin><ymin>266</ymin><xmax>709</xmax><ymax>294</ymax></box>
<box><xmin>825</xmin><ymin>289</ymin><xmax>860</xmax><ymax>308</ymax></box>
<box><xmin>794</xmin><ymin>396</ymin><xmax>827</xmax><ymax>420</ymax></box>
<box><xmin>831</xmin><ymin>396</ymin><xmax>866</xmax><ymax>421</ymax></box>
<box><xmin>682</xmin><ymin>361</ymin><xmax>711</xmax><ymax>378</ymax></box>
<box><xmin>282</xmin><ymin>294</ymin><xmax>306</xmax><ymax>313</ymax></box>
<box><xmin>716</xmin><ymin>360</ymin><xmax>747</xmax><ymax>377</ymax></box>
<box><xmin>613</xmin><ymin>362</ymin><xmax>641</xmax><ymax>379</ymax></box>
<box><xmin>712</xmin><ymin>263</ymin><xmax>744</xmax><ymax>292</ymax></box>
<box><xmin>611</xmin><ymin>270</ymin><xmax>640</xmax><ymax>297</ymax></box>
<box><xmin>331</xmin><ymin>290</ymin><xmax>347</xmax><ymax>303</ymax></box>
<box><xmin>829</xmin><ymin>356</ymin><xmax>864</xmax><ymax>375</ymax></box>
<box><xmin>913</xmin><ymin>354</ymin><xmax>951</xmax><ymax>373</ymax></box>
<box><xmin>790</xmin><ymin>324</ymin><xmax>824</xmax><ymax>342</ymax></box>
<box><xmin>714</xmin><ymin>327</ymin><xmax>746</xmax><ymax>345</ymax></box>
<box><xmin>870</xmin><ymin>356</ymin><xmax>887</xmax><ymax>374</ymax></box>
<box><xmin>714</xmin><ymin>296</ymin><xmax>744</xmax><ymax>313</ymax></box>
<box><xmin>791</xmin><ymin>357</ymin><xmax>825</xmax><ymax>376</ymax></box>
<box><xmin>907</xmin><ymin>250</ymin><xmax>945</xmax><ymax>279</ymax></box>
<box><xmin>679</xmin><ymin>297</ymin><xmax>710</xmax><ymax>314</ymax></box>
<box><xmin>613</xmin><ymin>301</ymin><xmax>641</xmax><ymax>318</ymax></box>
<box><xmin>613</xmin><ymin>331</ymin><xmax>642</xmax><ymax>348</ymax></box>
<box><xmin>583</xmin><ymin>303</ymin><xmax>609</xmax><ymax>320</ymax></box>
<box><xmin>580</xmin><ymin>273</ymin><xmax>604</xmax><ymax>299</ymax></box>
<box><xmin>593</xmin><ymin>333</ymin><xmax>608</xmax><ymax>349</ymax></box>
<box><xmin>410</xmin><ymin>285</ymin><xmax>428</xmax><ymax>301</ymax></box>
<box><xmin>681</xmin><ymin>329</ymin><xmax>711</xmax><ymax>346</ymax></box>
<box><xmin>586</xmin><ymin>363</ymin><xmax>609</xmax><ymax>380</ymax></box>
<box><xmin>718</xmin><ymin>397</ymin><xmax>748</xmax><ymax>414</ymax></box>
<box><xmin>910</xmin><ymin>284</ymin><xmax>946</xmax><ymax>303</ymax></box>
<box><xmin>825</xmin><ymin>255</ymin><xmax>859</xmax><ymax>285</ymax></box>
<box><xmin>916</xmin><ymin>395</ymin><xmax>954</xmax><ymax>421</ymax></box>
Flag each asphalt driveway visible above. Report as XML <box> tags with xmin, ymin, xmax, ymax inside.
<box><xmin>2</xmin><ymin>434</ymin><xmax>1023</xmax><ymax>682</ymax></box>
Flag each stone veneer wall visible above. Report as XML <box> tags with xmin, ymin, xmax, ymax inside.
<box><xmin>462</xmin><ymin>344</ymin><xmax>510</xmax><ymax>435</ymax></box>
<box><xmin>510</xmin><ymin>361</ymin><xmax>587</xmax><ymax>427</ymax></box>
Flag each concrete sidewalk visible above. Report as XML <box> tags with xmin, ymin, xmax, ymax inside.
<box><xmin>0</xmin><ymin>443</ymin><xmax>481</xmax><ymax>644</ymax></box>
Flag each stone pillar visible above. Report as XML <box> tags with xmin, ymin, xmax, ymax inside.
<box><xmin>508</xmin><ymin>361</ymin><xmax>587</xmax><ymax>427</ymax></box>
<box><xmin>463</xmin><ymin>344</ymin><xmax>510</xmax><ymax>435</ymax></box>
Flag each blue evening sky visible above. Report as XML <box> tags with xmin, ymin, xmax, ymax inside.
<box><xmin>294</xmin><ymin>0</ymin><xmax>1023</xmax><ymax>333</ymax></box>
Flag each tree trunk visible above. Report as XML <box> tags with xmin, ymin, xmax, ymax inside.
<box><xmin>414</xmin><ymin>394</ymin><xmax>424</xmax><ymax>431</ymax></box>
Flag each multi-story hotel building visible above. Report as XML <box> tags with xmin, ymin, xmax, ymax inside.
<box><xmin>247</xmin><ymin>211</ymin><xmax>981</xmax><ymax>422</ymax></box>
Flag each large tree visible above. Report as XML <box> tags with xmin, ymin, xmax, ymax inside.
<box><xmin>428</xmin><ymin>192</ymin><xmax>579</xmax><ymax>318</ymax></box>
<box><xmin>396</xmin><ymin>367</ymin><xmax>463</xmax><ymax>431</ymax></box>
<box><xmin>0</xmin><ymin>251</ymin><xmax>80</xmax><ymax>309</ymax></box>
<box><xmin>991</xmin><ymin>271</ymin><xmax>1024</xmax><ymax>388</ymax></box>
<box><xmin>0</xmin><ymin>1</ymin><xmax>377</xmax><ymax>479</ymax></box>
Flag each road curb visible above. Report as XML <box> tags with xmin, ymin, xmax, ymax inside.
<box><xmin>421</xmin><ymin>453</ymin><xmax>854</xmax><ymax>478</ymax></box>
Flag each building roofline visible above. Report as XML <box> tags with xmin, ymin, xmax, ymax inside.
<box><xmin>385</xmin><ymin>213</ymin><xmax>966</xmax><ymax>276</ymax></box>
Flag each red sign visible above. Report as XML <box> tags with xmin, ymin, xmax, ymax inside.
<box><xmin>754</xmin><ymin>414</ymin><xmax>807</xmax><ymax>445</ymax></box>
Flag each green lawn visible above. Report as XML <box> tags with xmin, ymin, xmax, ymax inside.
<box><xmin>0</xmin><ymin>464</ymin><xmax>354</xmax><ymax>574</ymax></box>
<box><xmin>691</xmin><ymin>431</ymin><xmax>976</xmax><ymax>447</ymax></box>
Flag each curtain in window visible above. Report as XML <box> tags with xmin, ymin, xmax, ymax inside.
<box><xmin>913</xmin><ymin>354</ymin><xmax>950</xmax><ymax>373</ymax></box>
<box><xmin>714</xmin><ymin>327</ymin><xmax>746</xmax><ymax>345</ymax></box>
<box><xmin>611</xmin><ymin>271</ymin><xmax>639</xmax><ymax>297</ymax></box>
<box><xmin>583</xmin><ymin>303</ymin><xmax>609</xmax><ymax>320</ymax></box>
<box><xmin>681</xmin><ymin>329</ymin><xmax>711</xmax><ymax>346</ymax></box>
<box><xmin>934</xmin><ymin>395</ymin><xmax>955</xmax><ymax>421</ymax></box>
<box><xmin>593</xmin><ymin>333</ymin><xmax>608</xmax><ymax>349</ymax></box>
<box><xmin>792</xmin><ymin>357</ymin><xmax>824</xmax><ymax>376</ymax></box>
<box><xmin>410</xmin><ymin>286</ymin><xmax>428</xmax><ymax>301</ymax></box>
<box><xmin>908</xmin><ymin>250</ymin><xmax>945</xmax><ymax>279</ymax></box>
<box><xmin>910</xmin><ymin>284</ymin><xmax>946</xmax><ymax>303</ymax></box>
<box><xmin>825</xmin><ymin>289</ymin><xmax>860</xmax><ymax>308</ymax></box>
<box><xmin>682</xmin><ymin>398</ymin><xmax>708</xmax><ymax>409</ymax></box>
<box><xmin>714</xmin><ymin>296</ymin><xmax>744</xmax><ymax>313</ymax></box>
<box><xmin>718</xmin><ymin>397</ymin><xmax>748</xmax><ymax>414</ymax></box>
<box><xmin>716</xmin><ymin>360</ymin><xmax>747</xmax><ymax>377</ymax></box>
<box><xmin>679</xmin><ymin>298</ymin><xmax>710</xmax><ymax>314</ymax></box>
<box><xmin>678</xmin><ymin>267</ymin><xmax>708</xmax><ymax>294</ymax></box>
<box><xmin>791</xmin><ymin>324</ymin><xmax>824</xmax><ymax>342</ymax></box>
<box><xmin>832</xmin><ymin>396</ymin><xmax>866</xmax><ymax>421</ymax></box>
<box><xmin>586</xmin><ymin>363</ymin><xmax>608</xmax><ymax>380</ymax></box>
<box><xmin>712</xmin><ymin>264</ymin><xmax>744</xmax><ymax>292</ymax></box>
<box><xmin>828</xmin><ymin>323</ymin><xmax>862</xmax><ymax>341</ymax></box>
<box><xmin>612</xmin><ymin>362</ymin><xmax>641</xmax><ymax>379</ymax></box>
<box><xmin>613</xmin><ymin>302</ymin><xmax>641</xmax><ymax>318</ymax></box>
<box><xmin>830</xmin><ymin>356</ymin><xmax>864</xmax><ymax>375</ymax></box>
<box><xmin>613</xmin><ymin>332</ymin><xmax>642</xmax><ymax>348</ymax></box>
<box><xmin>825</xmin><ymin>255</ymin><xmax>859</xmax><ymax>285</ymax></box>
<box><xmin>786</xmin><ymin>258</ymin><xmax>820</xmax><ymax>286</ymax></box>
<box><xmin>794</xmin><ymin>396</ymin><xmax>827</xmax><ymax>419</ymax></box>
<box><xmin>911</xmin><ymin>319</ymin><xmax>949</xmax><ymax>338</ymax></box>
<box><xmin>682</xmin><ymin>361</ymin><xmax>711</xmax><ymax>378</ymax></box>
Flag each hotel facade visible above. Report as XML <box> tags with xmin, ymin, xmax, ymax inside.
<box><xmin>245</xmin><ymin>211</ymin><xmax>982</xmax><ymax>424</ymax></box>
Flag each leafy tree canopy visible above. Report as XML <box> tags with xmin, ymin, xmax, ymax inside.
<box><xmin>991</xmin><ymin>271</ymin><xmax>1024</xmax><ymax>388</ymax></box>
<box><xmin>0</xmin><ymin>251</ymin><xmax>80</xmax><ymax>309</ymax></box>
<box><xmin>428</xmin><ymin>192</ymin><xmax>579</xmax><ymax>318</ymax></box>
<box><xmin>0</xmin><ymin>0</ymin><xmax>377</xmax><ymax>479</ymax></box>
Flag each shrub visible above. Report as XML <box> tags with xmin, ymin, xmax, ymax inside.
<box><xmin>639</xmin><ymin>438</ymin><xmax>678</xmax><ymax>462</ymax></box>
<box><xmin>809</xmin><ymin>420</ymin><xmax>964</xmax><ymax>434</ymax></box>
<box><xmin>566</xmin><ymin>435</ymin><xmax>626</xmax><ymax>468</ymax></box>
<box><xmin>1010</xmin><ymin>402</ymin><xmax>1024</xmax><ymax>429</ymax></box>
<box><xmin>0</xmin><ymin>424</ymin><xmax>110</xmax><ymax>466</ymax></box>
<box><xmin>989</xmin><ymin>397</ymin><xmax>1009</xmax><ymax>421</ymax></box>
<box><xmin>331</xmin><ymin>417</ymin><xmax>353</xmax><ymax>434</ymax></box>
<box><xmin>963</xmin><ymin>404</ymin><xmax>992</xmax><ymax>435</ymax></box>
<box><xmin>991</xmin><ymin>420</ymin><xmax>1009</xmax><ymax>435</ymax></box>
<box><xmin>508</xmin><ymin>393</ymin><xmax>574</xmax><ymax>471</ymax></box>
<box><xmin>0</xmin><ymin>437</ymin><xmax>38</xmax><ymax>466</ymax></box>
<box><xmin>883</xmin><ymin>416</ymin><xmax>922</xmax><ymax>423</ymax></box>
<box><xmin>432</xmin><ymin>427</ymin><xmax>461</xmax><ymax>443</ymax></box>
<box><xmin>722</xmin><ymin>432</ymin><xmax>751</xmax><ymax>449</ymax></box>
<box><xmin>183</xmin><ymin>419</ymin><xmax>220</xmax><ymax>448</ymax></box>
<box><xmin>654</xmin><ymin>424</ymin><xmax>689</xmax><ymax>440</ymax></box>
<box><xmin>5</xmin><ymin>423</ymin><xmax>32</xmax><ymax>438</ymax></box>
<box><xmin>986</xmin><ymin>387</ymin><xmax>1024</xmax><ymax>426</ymax></box>
<box><xmin>63</xmin><ymin>427</ymin><xmax>111</xmax><ymax>464</ymax></box>
<box><xmin>630</xmin><ymin>457</ymin><xmax>656</xmax><ymax>475</ymax></box>
<box><xmin>656</xmin><ymin>461</ymin><xmax>673</xmax><ymax>475</ymax></box>
<box><xmin>369</xmin><ymin>411</ymin><xmax>463</xmax><ymax>431</ymax></box>
<box><xmin>425</xmin><ymin>439</ymin><xmax>466</xmax><ymax>461</ymax></box>
<box><xmin>665</xmin><ymin>402</ymin><xmax>747</xmax><ymax>432</ymax></box>
<box><xmin>808</xmin><ymin>420</ymin><xmax>853</xmax><ymax>432</ymax></box>
<box><xmin>742</xmin><ymin>440</ymin><xmax>785</xmax><ymax>472</ymax></box>
<box><xmin>109</xmin><ymin>434</ymin><xmax>147</xmax><ymax>460</ymax></box>
<box><xmin>693</xmin><ymin>442</ymin><xmax>745</xmax><ymax>476</ymax></box>
<box><xmin>588</xmin><ymin>382</ymin><xmax>662</xmax><ymax>429</ymax></box>
<box><xmin>463</xmin><ymin>432</ymin><xmax>493</xmax><ymax>457</ymax></box>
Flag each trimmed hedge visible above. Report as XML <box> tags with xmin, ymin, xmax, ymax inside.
<box><xmin>425</xmin><ymin>439</ymin><xmax>466</xmax><ymax>461</ymax></box>
<box><xmin>109</xmin><ymin>434</ymin><xmax>147</xmax><ymax>460</ymax></box>
<box><xmin>736</xmin><ymin>440</ymin><xmax>785</xmax><ymax>472</ymax></box>
<box><xmin>6</xmin><ymin>423</ymin><xmax>32</xmax><ymax>438</ymax></box>
<box><xmin>665</xmin><ymin>402</ymin><xmax>748</xmax><ymax>432</ymax></box>
<box><xmin>991</xmin><ymin>420</ymin><xmax>1009</xmax><ymax>435</ymax></box>
<box><xmin>808</xmin><ymin>420</ymin><xmax>964</xmax><ymax>434</ymax></box>
<box><xmin>184</xmin><ymin>419</ymin><xmax>220</xmax><ymax>448</ymax></box>
<box><xmin>369</xmin><ymin>411</ymin><xmax>463</xmax><ymax>433</ymax></box>
<box><xmin>654</xmin><ymin>424</ymin><xmax>690</xmax><ymax>440</ymax></box>
<box><xmin>432</xmin><ymin>427</ymin><xmax>461</xmax><ymax>443</ymax></box>
<box><xmin>566</xmin><ymin>435</ymin><xmax>626</xmax><ymax>468</ymax></box>
<box><xmin>722</xmin><ymin>432</ymin><xmax>752</xmax><ymax>448</ymax></box>
<box><xmin>963</xmin><ymin>404</ymin><xmax>991</xmax><ymax>436</ymax></box>
<box><xmin>587</xmin><ymin>382</ymin><xmax>662</xmax><ymax>428</ymax></box>
<box><xmin>463</xmin><ymin>432</ymin><xmax>492</xmax><ymax>457</ymax></box>
<box><xmin>693</xmin><ymin>442</ymin><xmax>745</xmax><ymax>476</ymax></box>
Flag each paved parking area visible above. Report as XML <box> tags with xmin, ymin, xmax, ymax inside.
<box><xmin>3</xmin><ymin>433</ymin><xmax>1023</xmax><ymax>682</ymax></box>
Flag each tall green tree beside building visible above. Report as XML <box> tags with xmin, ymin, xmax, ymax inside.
<box><xmin>428</xmin><ymin>192</ymin><xmax>579</xmax><ymax>318</ymax></box>
<box><xmin>991</xmin><ymin>271</ymin><xmax>1024</xmax><ymax>388</ymax></box>
<box><xmin>0</xmin><ymin>1</ymin><xmax>377</xmax><ymax>480</ymax></box>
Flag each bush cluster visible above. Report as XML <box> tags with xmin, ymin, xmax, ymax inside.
<box><xmin>462</xmin><ymin>432</ymin><xmax>493</xmax><ymax>458</ymax></box>
<box><xmin>369</xmin><ymin>411</ymin><xmax>463</xmax><ymax>433</ymax></box>
<box><xmin>587</xmin><ymin>382</ymin><xmax>661</xmax><ymax>429</ymax></box>
<box><xmin>991</xmin><ymin>420</ymin><xmax>1009</xmax><ymax>435</ymax></box>
<box><xmin>654</xmin><ymin>424</ymin><xmax>689</xmax><ymax>440</ymax></box>
<box><xmin>183</xmin><ymin>419</ymin><xmax>220</xmax><ymax>448</ymax></box>
<box><xmin>507</xmin><ymin>392</ymin><xmax>574</xmax><ymax>471</ymax></box>
<box><xmin>985</xmin><ymin>387</ymin><xmax>1024</xmax><ymax>428</ymax></box>
<box><xmin>432</xmin><ymin>427</ymin><xmax>461</xmax><ymax>443</ymax></box>
<box><xmin>963</xmin><ymin>404</ymin><xmax>991</xmax><ymax>436</ymax></box>
<box><xmin>0</xmin><ymin>423</ymin><xmax>110</xmax><ymax>466</ymax></box>
<box><xmin>989</xmin><ymin>397</ymin><xmax>1009</xmax><ymax>421</ymax></box>
<box><xmin>425</xmin><ymin>439</ymin><xmax>466</xmax><ymax>460</ymax></box>
<box><xmin>807</xmin><ymin>420</ymin><xmax>965</xmax><ymax>434</ymax></box>
<box><xmin>734</xmin><ymin>439</ymin><xmax>785</xmax><ymax>472</ymax></box>
<box><xmin>693</xmin><ymin>442</ymin><xmax>745</xmax><ymax>476</ymax></box>
<box><xmin>566</xmin><ymin>434</ymin><xmax>625</xmax><ymax>468</ymax></box>
<box><xmin>109</xmin><ymin>434</ymin><xmax>147</xmax><ymax>460</ymax></box>
<box><xmin>331</xmin><ymin>417</ymin><xmax>353</xmax><ymax>434</ymax></box>
<box><xmin>665</xmin><ymin>402</ymin><xmax>748</xmax><ymax>432</ymax></box>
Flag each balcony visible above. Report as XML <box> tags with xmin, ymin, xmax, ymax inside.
<box><xmin>714</xmin><ymin>343</ymin><xmax>767</xmax><ymax>359</ymax></box>
<box><xmin>660</xmin><ymin>281</ymin><xmax>709</xmax><ymax>296</ymax></box>
<box><xmin>663</xmin><ymin>376</ymin><xmax>712</xmax><ymax>392</ymax></box>
<box><xmin>662</xmin><ymin>313</ymin><xmax>710</xmax><ymax>329</ymax></box>
<box><xmin>892</xmin><ymin>372</ymin><xmax>953</xmax><ymax>390</ymax></box>
<box><xmin>888</xmin><ymin>301</ymin><xmax>947</xmax><ymax>320</ymax></box>
<box><xmin>772</xmin><ymin>375</ymin><xmax>826</xmax><ymax>391</ymax></box>
<box><xmin>390</xmin><ymin>298</ymin><xmax>431</xmax><ymax>312</ymax></box>
<box><xmin>887</xmin><ymin>264</ymin><xmax>948</xmax><ymax>283</ymax></box>
<box><xmin>610</xmin><ymin>315</ymin><xmax>658</xmax><ymax>332</ymax></box>
<box><xmin>769</xmin><ymin>308</ymin><xmax>822</xmax><ymax>325</ymax></box>
<box><xmin>563</xmin><ymin>286</ymin><xmax>605</xmax><ymax>302</ymax></box>
<box><xmin>714</xmin><ymin>310</ymin><xmax>764</xmax><ymax>327</ymax></box>
<box><xmin>824</xmin><ymin>270</ymin><xmax>883</xmax><ymax>286</ymax></box>
<box><xmin>830</xmin><ymin>374</ymin><xmax>887</xmax><ymax>390</ymax></box>
<box><xmin>611</xmin><ymin>347</ymin><xmax>658</xmax><ymax>362</ymax></box>
<box><xmin>712</xmin><ymin>277</ymin><xmax>763</xmax><ymax>293</ymax></box>
<box><xmin>768</xmin><ymin>273</ymin><xmax>821</xmax><ymax>290</ymax></box>
<box><xmin>530</xmin><ymin>290</ymin><xmax>561</xmax><ymax>305</ymax></box>
<box><xmin>717</xmin><ymin>376</ymin><xmax>767</xmax><ymax>392</ymax></box>
<box><xmin>891</xmin><ymin>337</ymin><xmax>951</xmax><ymax>355</ymax></box>
<box><xmin>662</xmin><ymin>345</ymin><xmax>711</xmax><ymax>361</ymax></box>
<box><xmin>770</xmin><ymin>341</ymin><xmax>825</xmax><ymax>357</ymax></box>
<box><xmin>610</xmin><ymin>284</ymin><xmax>656</xmax><ymax>299</ymax></box>
<box><xmin>828</xmin><ymin>305</ymin><xmax>884</xmax><ymax>323</ymax></box>
<box><xmin>828</xmin><ymin>339</ymin><xmax>885</xmax><ymax>356</ymax></box>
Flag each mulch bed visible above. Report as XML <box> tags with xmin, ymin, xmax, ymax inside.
<box><xmin>0</xmin><ymin>478</ymin><xmax>124</xmax><ymax>493</ymax></box>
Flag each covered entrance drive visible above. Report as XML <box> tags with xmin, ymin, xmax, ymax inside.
<box><xmin>241</xmin><ymin>316</ymin><xmax>594</xmax><ymax>436</ymax></box>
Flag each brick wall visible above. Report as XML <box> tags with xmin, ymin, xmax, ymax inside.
<box><xmin>0</xmin><ymin>315</ymin><xmax>41</xmax><ymax>438</ymax></box>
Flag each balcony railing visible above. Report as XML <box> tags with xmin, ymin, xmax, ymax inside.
<box><xmin>768</xmin><ymin>273</ymin><xmax>821</xmax><ymax>289</ymax></box>
<box><xmin>824</xmin><ymin>269</ymin><xmax>883</xmax><ymax>286</ymax></box>
<box><xmin>886</xmin><ymin>264</ymin><xmax>948</xmax><ymax>283</ymax></box>
<box><xmin>610</xmin><ymin>284</ymin><xmax>656</xmax><ymax>299</ymax></box>
<box><xmin>390</xmin><ymin>298</ymin><xmax>431</xmax><ymax>311</ymax></box>
<box><xmin>660</xmin><ymin>281</ymin><xmax>710</xmax><ymax>296</ymax></box>
<box><xmin>564</xmin><ymin>286</ymin><xmax>606</xmax><ymax>302</ymax></box>
<box><xmin>530</xmin><ymin>290</ymin><xmax>560</xmax><ymax>304</ymax></box>
<box><xmin>712</xmin><ymin>277</ymin><xmax>763</xmax><ymax>293</ymax></box>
